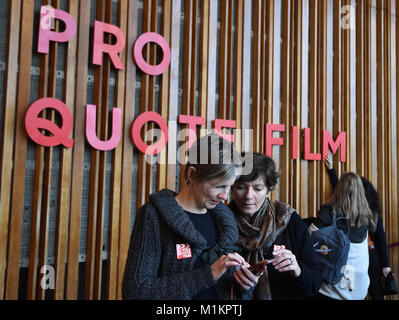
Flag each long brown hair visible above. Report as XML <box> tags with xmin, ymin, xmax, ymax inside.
<box><xmin>330</xmin><ymin>172</ymin><xmax>376</xmax><ymax>230</ymax></box>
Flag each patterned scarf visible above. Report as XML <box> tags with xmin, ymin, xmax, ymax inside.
<box><xmin>230</xmin><ymin>198</ymin><xmax>293</xmax><ymax>300</ymax></box>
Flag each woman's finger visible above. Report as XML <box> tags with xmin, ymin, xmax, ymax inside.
<box><xmin>234</xmin><ymin>270</ymin><xmax>252</xmax><ymax>291</ymax></box>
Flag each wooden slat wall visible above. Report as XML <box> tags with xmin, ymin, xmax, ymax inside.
<box><xmin>0</xmin><ymin>0</ymin><xmax>398</xmax><ymax>300</ymax></box>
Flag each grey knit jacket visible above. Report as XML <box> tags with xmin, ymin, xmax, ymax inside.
<box><xmin>122</xmin><ymin>189</ymin><xmax>240</xmax><ymax>300</ymax></box>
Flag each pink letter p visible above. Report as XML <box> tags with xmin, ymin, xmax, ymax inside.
<box><xmin>38</xmin><ymin>6</ymin><xmax>77</xmax><ymax>54</ymax></box>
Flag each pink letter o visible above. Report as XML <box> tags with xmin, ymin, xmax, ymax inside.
<box><xmin>133</xmin><ymin>32</ymin><xmax>171</xmax><ymax>76</ymax></box>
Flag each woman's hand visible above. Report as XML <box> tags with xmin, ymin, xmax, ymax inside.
<box><xmin>211</xmin><ymin>253</ymin><xmax>249</xmax><ymax>281</ymax></box>
<box><xmin>324</xmin><ymin>154</ymin><xmax>333</xmax><ymax>170</ymax></box>
<box><xmin>271</xmin><ymin>248</ymin><xmax>301</xmax><ymax>278</ymax></box>
<box><xmin>233</xmin><ymin>265</ymin><xmax>265</xmax><ymax>291</ymax></box>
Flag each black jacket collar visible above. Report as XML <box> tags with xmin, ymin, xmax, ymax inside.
<box><xmin>149</xmin><ymin>189</ymin><xmax>238</xmax><ymax>248</ymax></box>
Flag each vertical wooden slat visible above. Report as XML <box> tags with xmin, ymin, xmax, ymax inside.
<box><xmin>53</xmin><ymin>0</ymin><xmax>77</xmax><ymax>300</ymax></box>
<box><xmin>293</xmin><ymin>0</ymin><xmax>302</xmax><ymax>212</ymax></box>
<box><xmin>233</xmin><ymin>0</ymin><xmax>243</xmax><ymax>152</ymax></box>
<box><xmin>376</xmin><ymin>0</ymin><xmax>386</xmax><ymax>221</ymax></box>
<box><xmin>0</xmin><ymin>0</ymin><xmax>21</xmax><ymax>300</ymax></box>
<box><xmin>333</xmin><ymin>0</ymin><xmax>343</xmax><ymax>179</ymax></box>
<box><xmin>26</xmin><ymin>0</ymin><xmax>50</xmax><ymax>299</ymax></box>
<box><xmin>94</xmin><ymin>0</ymin><xmax>112</xmax><ymax>300</ymax></box>
<box><xmin>37</xmin><ymin>0</ymin><xmax>61</xmax><ymax>300</ymax></box>
<box><xmin>364</xmin><ymin>0</ymin><xmax>373</xmax><ymax>179</ymax></box>
<box><xmin>384</xmin><ymin>0</ymin><xmax>393</xmax><ymax>277</ymax></box>
<box><xmin>391</xmin><ymin>0</ymin><xmax>398</xmax><ymax>292</ymax></box>
<box><xmin>189</xmin><ymin>0</ymin><xmax>198</xmax><ymax>117</ymax></box>
<box><xmin>280</xmin><ymin>0</ymin><xmax>292</xmax><ymax>204</ymax></box>
<box><xmin>157</xmin><ymin>0</ymin><xmax>170</xmax><ymax>191</ymax></box>
<box><xmin>308</xmin><ymin>0</ymin><xmax>318</xmax><ymax>217</ymax></box>
<box><xmin>318</xmin><ymin>0</ymin><xmax>327</xmax><ymax>205</ymax></box>
<box><xmin>270</xmin><ymin>0</ymin><xmax>282</xmax><ymax>202</ymax></box>
<box><xmin>241</xmin><ymin>0</ymin><xmax>251</xmax><ymax>152</ymax></box>
<box><xmin>107</xmin><ymin>0</ymin><xmax>127</xmax><ymax>300</ymax></box>
<box><xmin>66</xmin><ymin>0</ymin><xmax>91</xmax><ymax>300</ymax></box>
<box><xmin>300</xmin><ymin>0</ymin><xmax>310</xmax><ymax>217</ymax></box>
<box><xmin>84</xmin><ymin>0</ymin><xmax>105</xmax><ymax>299</ymax></box>
<box><xmin>218</xmin><ymin>0</ymin><xmax>228</xmax><ymax>120</ymax></box>
<box><xmin>144</xmin><ymin>0</ymin><xmax>158</xmax><ymax>200</ymax></box>
<box><xmin>252</xmin><ymin>0</ymin><xmax>262</xmax><ymax>152</ymax></box>
<box><xmin>136</xmin><ymin>0</ymin><xmax>151</xmax><ymax>209</ymax></box>
<box><xmin>198</xmin><ymin>0</ymin><xmax>209</xmax><ymax>136</ymax></box>
<box><xmin>181</xmin><ymin>0</ymin><xmax>194</xmax><ymax>118</ymax></box>
<box><xmin>116</xmin><ymin>0</ymin><xmax>137</xmax><ymax>300</ymax></box>
<box><xmin>265</xmin><ymin>0</ymin><xmax>274</xmax><ymax>140</ymax></box>
<box><xmin>5</xmin><ymin>0</ymin><xmax>34</xmax><ymax>299</ymax></box>
<box><xmin>356</xmin><ymin>0</ymin><xmax>365</xmax><ymax>176</ymax></box>
<box><xmin>342</xmin><ymin>0</ymin><xmax>351</xmax><ymax>173</ymax></box>
<box><xmin>178</xmin><ymin>0</ymin><xmax>196</xmax><ymax>187</ymax></box>
<box><xmin>207</xmin><ymin>0</ymin><xmax>218</xmax><ymax>131</ymax></box>
<box><xmin>166</xmin><ymin>0</ymin><xmax>181</xmax><ymax>191</ymax></box>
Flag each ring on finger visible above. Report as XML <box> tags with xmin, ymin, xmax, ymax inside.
<box><xmin>289</xmin><ymin>258</ymin><xmax>294</xmax><ymax>265</ymax></box>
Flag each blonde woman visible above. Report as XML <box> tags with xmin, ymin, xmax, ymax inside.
<box><xmin>310</xmin><ymin>172</ymin><xmax>377</xmax><ymax>300</ymax></box>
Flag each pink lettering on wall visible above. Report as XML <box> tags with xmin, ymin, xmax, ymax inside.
<box><xmin>131</xmin><ymin>111</ymin><xmax>168</xmax><ymax>155</ymax></box>
<box><xmin>213</xmin><ymin>119</ymin><xmax>236</xmax><ymax>143</ymax></box>
<box><xmin>86</xmin><ymin>104</ymin><xmax>122</xmax><ymax>151</ymax></box>
<box><xmin>303</xmin><ymin>127</ymin><xmax>322</xmax><ymax>161</ymax></box>
<box><xmin>25</xmin><ymin>98</ymin><xmax>74</xmax><ymax>148</ymax></box>
<box><xmin>178</xmin><ymin>115</ymin><xmax>206</xmax><ymax>149</ymax></box>
<box><xmin>265</xmin><ymin>123</ymin><xmax>285</xmax><ymax>157</ymax></box>
<box><xmin>38</xmin><ymin>5</ymin><xmax>77</xmax><ymax>54</ymax></box>
<box><xmin>323</xmin><ymin>130</ymin><xmax>346</xmax><ymax>162</ymax></box>
<box><xmin>92</xmin><ymin>20</ymin><xmax>126</xmax><ymax>70</ymax></box>
<box><xmin>133</xmin><ymin>32</ymin><xmax>171</xmax><ymax>76</ymax></box>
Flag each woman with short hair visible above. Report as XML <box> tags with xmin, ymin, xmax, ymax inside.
<box><xmin>122</xmin><ymin>134</ymin><xmax>254</xmax><ymax>300</ymax></box>
<box><xmin>229</xmin><ymin>152</ymin><xmax>322</xmax><ymax>300</ymax></box>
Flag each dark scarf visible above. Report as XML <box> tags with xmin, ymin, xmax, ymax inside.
<box><xmin>230</xmin><ymin>198</ymin><xmax>294</xmax><ymax>300</ymax></box>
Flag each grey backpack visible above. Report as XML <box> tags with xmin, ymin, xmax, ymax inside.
<box><xmin>310</xmin><ymin>210</ymin><xmax>350</xmax><ymax>285</ymax></box>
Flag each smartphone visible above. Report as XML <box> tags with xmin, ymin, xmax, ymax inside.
<box><xmin>248</xmin><ymin>260</ymin><xmax>269</xmax><ymax>276</ymax></box>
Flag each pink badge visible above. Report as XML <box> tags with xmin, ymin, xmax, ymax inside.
<box><xmin>176</xmin><ymin>244</ymin><xmax>192</xmax><ymax>260</ymax></box>
<box><xmin>273</xmin><ymin>245</ymin><xmax>285</xmax><ymax>252</ymax></box>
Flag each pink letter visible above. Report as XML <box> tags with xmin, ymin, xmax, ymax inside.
<box><xmin>213</xmin><ymin>119</ymin><xmax>236</xmax><ymax>143</ymax></box>
<box><xmin>93</xmin><ymin>20</ymin><xmax>126</xmax><ymax>70</ymax></box>
<box><xmin>178</xmin><ymin>115</ymin><xmax>205</xmax><ymax>149</ymax></box>
<box><xmin>303</xmin><ymin>128</ymin><xmax>321</xmax><ymax>160</ymax></box>
<box><xmin>292</xmin><ymin>126</ymin><xmax>298</xmax><ymax>160</ymax></box>
<box><xmin>323</xmin><ymin>130</ymin><xmax>346</xmax><ymax>162</ymax></box>
<box><xmin>265</xmin><ymin>123</ymin><xmax>285</xmax><ymax>157</ymax></box>
<box><xmin>131</xmin><ymin>112</ymin><xmax>168</xmax><ymax>155</ymax></box>
<box><xmin>38</xmin><ymin>6</ymin><xmax>77</xmax><ymax>54</ymax></box>
<box><xmin>86</xmin><ymin>104</ymin><xmax>121</xmax><ymax>151</ymax></box>
<box><xmin>133</xmin><ymin>32</ymin><xmax>171</xmax><ymax>75</ymax></box>
<box><xmin>25</xmin><ymin>98</ymin><xmax>73</xmax><ymax>148</ymax></box>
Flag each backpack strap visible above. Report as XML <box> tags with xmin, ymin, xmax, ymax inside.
<box><xmin>330</xmin><ymin>206</ymin><xmax>351</xmax><ymax>237</ymax></box>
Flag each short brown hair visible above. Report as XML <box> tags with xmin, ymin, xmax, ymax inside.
<box><xmin>184</xmin><ymin>134</ymin><xmax>242</xmax><ymax>184</ymax></box>
<box><xmin>234</xmin><ymin>152</ymin><xmax>279</xmax><ymax>192</ymax></box>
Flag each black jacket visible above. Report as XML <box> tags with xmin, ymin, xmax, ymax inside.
<box><xmin>230</xmin><ymin>203</ymin><xmax>323</xmax><ymax>300</ymax></box>
<box><xmin>122</xmin><ymin>189</ymin><xmax>240</xmax><ymax>300</ymax></box>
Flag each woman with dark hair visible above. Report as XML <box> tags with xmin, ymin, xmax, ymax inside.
<box><xmin>323</xmin><ymin>156</ymin><xmax>392</xmax><ymax>300</ymax></box>
<box><xmin>309</xmin><ymin>170</ymin><xmax>377</xmax><ymax>300</ymax></box>
<box><xmin>122</xmin><ymin>134</ymin><xmax>252</xmax><ymax>300</ymax></box>
<box><xmin>229</xmin><ymin>152</ymin><xmax>322</xmax><ymax>300</ymax></box>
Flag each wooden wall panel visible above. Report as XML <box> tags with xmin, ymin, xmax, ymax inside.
<box><xmin>0</xmin><ymin>0</ymin><xmax>398</xmax><ymax>300</ymax></box>
<box><xmin>66</xmin><ymin>0</ymin><xmax>91</xmax><ymax>300</ymax></box>
<box><xmin>5</xmin><ymin>0</ymin><xmax>35</xmax><ymax>299</ymax></box>
<box><xmin>0</xmin><ymin>0</ymin><xmax>21</xmax><ymax>300</ymax></box>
